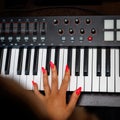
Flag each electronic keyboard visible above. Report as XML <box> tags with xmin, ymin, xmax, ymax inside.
<box><xmin>0</xmin><ymin>16</ymin><xmax>120</xmax><ymax>107</ymax></box>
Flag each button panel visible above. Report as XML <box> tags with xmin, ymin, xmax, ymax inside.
<box><xmin>0</xmin><ymin>16</ymin><xmax>120</xmax><ymax>47</ymax></box>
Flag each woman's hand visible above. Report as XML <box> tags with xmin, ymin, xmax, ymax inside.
<box><xmin>32</xmin><ymin>61</ymin><xmax>82</xmax><ymax>120</ymax></box>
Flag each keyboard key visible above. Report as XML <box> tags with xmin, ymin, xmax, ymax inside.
<box><xmin>106</xmin><ymin>48</ymin><xmax>110</xmax><ymax>76</ymax></box>
<box><xmin>19</xmin><ymin>48</ymin><xmax>27</xmax><ymax>88</ymax></box>
<box><xmin>97</xmin><ymin>48</ymin><xmax>101</xmax><ymax>76</ymax></box>
<box><xmin>84</xmin><ymin>48</ymin><xmax>92</xmax><ymax>92</ymax></box>
<box><xmin>26</xmin><ymin>48</ymin><xmax>34</xmax><ymax>90</ymax></box>
<box><xmin>67</xmin><ymin>47</ymin><xmax>72</xmax><ymax>75</ymax></box>
<box><xmin>13</xmin><ymin>49</ymin><xmax>20</xmax><ymax>83</ymax></box>
<box><xmin>8</xmin><ymin>48</ymin><xmax>16</xmax><ymax>78</ymax></box>
<box><xmin>77</xmin><ymin>48</ymin><xmax>84</xmax><ymax>91</ymax></box>
<box><xmin>115</xmin><ymin>49</ymin><xmax>120</xmax><ymax>92</ymax></box>
<box><xmin>55</xmin><ymin>47</ymin><xmax>60</xmax><ymax>74</ymax></box>
<box><xmin>33</xmin><ymin>47</ymin><xmax>39</xmax><ymax>75</ymax></box>
<box><xmin>25</xmin><ymin>48</ymin><xmax>31</xmax><ymax>75</ymax></box>
<box><xmin>41</xmin><ymin>48</ymin><xmax>47</xmax><ymax>90</ymax></box>
<box><xmin>100</xmin><ymin>49</ymin><xmax>107</xmax><ymax>92</ymax></box>
<box><xmin>70</xmin><ymin>48</ymin><xmax>77</xmax><ymax>91</ymax></box>
<box><xmin>83</xmin><ymin>48</ymin><xmax>88</xmax><ymax>76</ymax></box>
<box><xmin>17</xmin><ymin>47</ymin><xmax>24</xmax><ymax>75</ymax></box>
<box><xmin>1</xmin><ymin>48</ymin><xmax>7</xmax><ymax>76</ymax></box>
<box><xmin>46</xmin><ymin>47</ymin><xmax>51</xmax><ymax>75</ymax></box>
<box><xmin>48</xmin><ymin>48</ymin><xmax>55</xmax><ymax>88</ymax></box>
<box><xmin>5</xmin><ymin>47</ymin><xmax>12</xmax><ymax>75</ymax></box>
<box><xmin>107</xmin><ymin>48</ymin><xmax>114</xmax><ymax>92</ymax></box>
<box><xmin>92</xmin><ymin>48</ymin><xmax>100</xmax><ymax>92</ymax></box>
<box><xmin>33</xmin><ymin>48</ymin><xmax>43</xmax><ymax>90</ymax></box>
<box><xmin>75</xmin><ymin>47</ymin><xmax>80</xmax><ymax>76</ymax></box>
<box><xmin>58</xmin><ymin>48</ymin><xmax>64</xmax><ymax>89</ymax></box>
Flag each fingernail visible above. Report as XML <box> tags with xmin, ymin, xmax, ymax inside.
<box><xmin>32</xmin><ymin>80</ymin><xmax>36</xmax><ymax>86</ymax></box>
<box><xmin>42</xmin><ymin>67</ymin><xmax>46</xmax><ymax>74</ymax></box>
<box><xmin>76</xmin><ymin>87</ymin><xmax>82</xmax><ymax>95</ymax></box>
<box><xmin>49</xmin><ymin>61</ymin><xmax>54</xmax><ymax>69</ymax></box>
<box><xmin>65</xmin><ymin>64</ymin><xmax>69</xmax><ymax>72</ymax></box>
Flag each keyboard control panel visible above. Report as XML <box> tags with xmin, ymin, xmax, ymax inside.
<box><xmin>0</xmin><ymin>16</ymin><xmax>120</xmax><ymax>47</ymax></box>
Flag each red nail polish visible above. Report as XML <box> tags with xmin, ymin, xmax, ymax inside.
<box><xmin>42</xmin><ymin>67</ymin><xmax>46</xmax><ymax>74</ymax></box>
<box><xmin>65</xmin><ymin>64</ymin><xmax>69</xmax><ymax>72</ymax></box>
<box><xmin>49</xmin><ymin>61</ymin><xmax>54</xmax><ymax>69</ymax></box>
<box><xmin>76</xmin><ymin>87</ymin><xmax>82</xmax><ymax>95</ymax></box>
<box><xmin>32</xmin><ymin>80</ymin><xmax>35</xmax><ymax>85</ymax></box>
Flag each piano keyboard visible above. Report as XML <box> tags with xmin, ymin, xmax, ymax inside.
<box><xmin>0</xmin><ymin>47</ymin><xmax>120</xmax><ymax>93</ymax></box>
<box><xmin>1</xmin><ymin>16</ymin><xmax>120</xmax><ymax>106</ymax></box>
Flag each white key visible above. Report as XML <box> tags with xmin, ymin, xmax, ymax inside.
<box><xmin>26</xmin><ymin>48</ymin><xmax>34</xmax><ymax>90</ymax></box>
<box><xmin>84</xmin><ymin>48</ymin><xmax>92</xmax><ymax>92</ymax></box>
<box><xmin>92</xmin><ymin>48</ymin><xmax>100</xmax><ymax>92</ymax></box>
<box><xmin>1</xmin><ymin>48</ymin><xmax>7</xmax><ymax>76</ymax></box>
<box><xmin>49</xmin><ymin>48</ymin><xmax>55</xmax><ymax>88</ymax></box>
<box><xmin>58</xmin><ymin>48</ymin><xmax>64</xmax><ymax>89</ymax></box>
<box><xmin>77</xmin><ymin>48</ymin><xmax>84</xmax><ymax>91</ymax></box>
<box><xmin>8</xmin><ymin>48</ymin><xmax>16</xmax><ymax>79</ymax></box>
<box><xmin>19</xmin><ymin>48</ymin><xmax>27</xmax><ymax>89</ymax></box>
<box><xmin>108</xmin><ymin>48</ymin><xmax>115</xmax><ymax>92</ymax></box>
<box><xmin>63</xmin><ymin>48</ymin><xmax>69</xmax><ymax>91</ymax></box>
<box><xmin>100</xmin><ymin>49</ymin><xmax>107</xmax><ymax>92</ymax></box>
<box><xmin>41</xmin><ymin>48</ymin><xmax>47</xmax><ymax>90</ymax></box>
<box><xmin>34</xmin><ymin>48</ymin><xmax>43</xmax><ymax>90</ymax></box>
<box><xmin>115</xmin><ymin>49</ymin><xmax>120</xmax><ymax>92</ymax></box>
<box><xmin>13</xmin><ymin>48</ymin><xmax>20</xmax><ymax>83</ymax></box>
<box><xmin>70</xmin><ymin>48</ymin><xmax>77</xmax><ymax>91</ymax></box>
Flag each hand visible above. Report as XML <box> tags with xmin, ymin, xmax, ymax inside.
<box><xmin>32</xmin><ymin>61</ymin><xmax>82</xmax><ymax>120</ymax></box>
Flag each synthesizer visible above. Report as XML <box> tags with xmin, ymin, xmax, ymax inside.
<box><xmin>0</xmin><ymin>16</ymin><xmax>120</xmax><ymax>107</ymax></box>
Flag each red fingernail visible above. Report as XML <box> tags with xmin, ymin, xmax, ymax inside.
<box><xmin>49</xmin><ymin>61</ymin><xmax>54</xmax><ymax>69</ymax></box>
<box><xmin>32</xmin><ymin>80</ymin><xmax>36</xmax><ymax>86</ymax></box>
<box><xmin>42</xmin><ymin>67</ymin><xmax>46</xmax><ymax>74</ymax></box>
<box><xmin>65</xmin><ymin>64</ymin><xmax>69</xmax><ymax>72</ymax></box>
<box><xmin>76</xmin><ymin>87</ymin><xmax>82</xmax><ymax>95</ymax></box>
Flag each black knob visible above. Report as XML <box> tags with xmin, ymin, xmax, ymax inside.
<box><xmin>91</xmin><ymin>28</ymin><xmax>96</xmax><ymax>34</ymax></box>
<box><xmin>80</xmin><ymin>28</ymin><xmax>85</xmax><ymax>34</ymax></box>
<box><xmin>53</xmin><ymin>19</ymin><xmax>58</xmax><ymax>24</ymax></box>
<box><xmin>64</xmin><ymin>18</ymin><xmax>69</xmax><ymax>24</ymax></box>
<box><xmin>69</xmin><ymin>28</ymin><xmax>74</xmax><ymax>34</ymax></box>
<box><xmin>58</xmin><ymin>28</ymin><xmax>63</xmax><ymax>34</ymax></box>
<box><xmin>75</xmin><ymin>18</ymin><xmax>79</xmax><ymax>24</ymax></box>
<box><xmin>86</xmin><ymin>18</ymin><xmax>91</xmax><ymax>24</ymax></box>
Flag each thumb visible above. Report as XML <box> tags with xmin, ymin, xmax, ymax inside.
<box><xmin>67</xmin><ymin>87</ymin><xmax>82</xmax><ymax>114</ymax></box>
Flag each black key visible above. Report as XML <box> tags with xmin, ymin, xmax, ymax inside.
<box><xmin>25</xmin><ymin>48</ymin><xmax>31</xmax><ymax>75</ymax></box>
<box><xmin>0</xmin><ymin>48</ymin><xmax>3</xmax><ymax>74</ymax></box>
<box><xmin>67</xmin><ymin>47</ymin><xmax>72</xmax><ymax>75</ymax></box>
<box><xmin>33</xmin><ymin>47</ymin><xmax>39</xmax><ymax>75</ymax></box>
<box><xmin>83</xmin><ymin>48</ymin><xmax>88</xmax><ymax>76</ymax></box>
<box><xmin>97</xmin><ymin>48</ymin><xmax>101</xmax><ymax>76</ymax></box>
<box><xmin>55</xmin><ymin>47</ymin><xmax>60</xmax><ymax>75</ymax></box>
<box><xmin>75</xmin><ymin>47</ymin><xmax>80</xmax><ymax>76</ymax></box>
<box><xmin>5</xmin><ymin>47</ymin><xmax>12</xmax><ymax>74</ymax></box>
<box><xmin>106</xmin><ymin>48</ymin><xmax>110</xmax><ymax>76</ymax></box>
<box><xmin>17</xmin><ymin>48</ymin><xmax>24</xmax><ymax>75</ymax></box>
<box><xmin>46</xmin><ymin>47</ymin><xmax>51</xmax><ymax>75</ymax></box>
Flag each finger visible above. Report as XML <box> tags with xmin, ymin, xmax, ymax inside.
<box><xmin>67</xmin><ymin>87</ymin><xmax>82</xmax><ymax>114</ymax></box>
<box><xmin>32</xmin><ymin>81</ymin><xmax>44</xmax><ymax>100</ymax></box>
<box><xmin>50</xmin><ymin>61</ymin><xmax>58</xmax><ymax>94</ymax></box>
<box><xmin>42</xmin><ymin>67</ymin><xmax>51</xmax><ymax>97</ymax></box>
<box><xmin>59</xmin><ymin>65</ymin><xmax>70</xmax><ymax>95</ymax></box>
